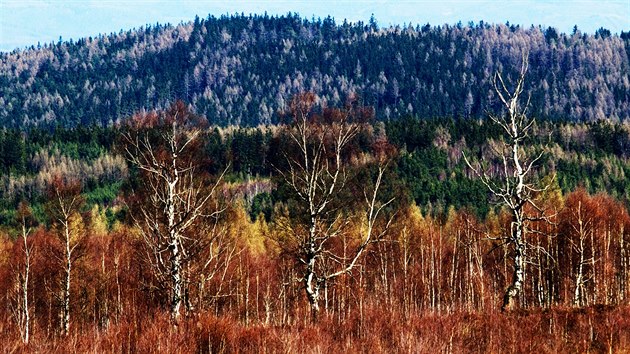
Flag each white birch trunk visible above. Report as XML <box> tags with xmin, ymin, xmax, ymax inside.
<box><xmin>574</xmin><ymin>202</ymin><xmax>586</xmax><ymax>306</ymax></box>
<box><xmin>61</xmin><ymin>219</ymin><xmax>72</xmax><ymax>336</ymax></box>
<box><xmin>168</xmin><ymin>176</ymin><xmax>183</xmax><ymax>321</ymax></box>
<box><xmin>503</xmin><ymin>220</ymin><xmax>526</xmax><ymax>311</ymax></box>
<box><xmin>19</xmin><ymin>219</ymin><xmax>31</xmax><ymax>344</ymax></box>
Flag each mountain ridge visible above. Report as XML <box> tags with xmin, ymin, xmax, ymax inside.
<box><xmin>1</xmin><ymin>13</ymin><xmax>629</xmax><ymax>128</ymax></box>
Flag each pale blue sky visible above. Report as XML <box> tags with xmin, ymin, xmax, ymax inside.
<box><xmin>1</xmin><ymin>0</ymin><xmax>628</xmax><ymax>52</ymax></box>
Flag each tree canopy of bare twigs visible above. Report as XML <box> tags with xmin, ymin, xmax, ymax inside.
<box><xmin>118</xmin><ymin>100</ymin><xmax>230</xmax><ymax>322</ymax></box>
<box><xmin>463</xmin><ymin>55</ymin><xmax>554</xmax><ymax>311</ymax></box>
<box><xmin>45</xmin><ymin>175</ymin><xmax>85</xmax><ymax>336</ymax></box>
<box><xmin>9</xmin><ymin>201</ymin><xmax>35</xmax><ymax>343</ymax></box>
<box><xmin>275</xmin><ymin>93</ymin><xmax>395</xmax><ymax>320</ymax></box>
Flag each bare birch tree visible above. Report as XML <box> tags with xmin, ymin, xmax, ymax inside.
<box><xmin>46</xmin><ymin>176</ymin><xmax>85</xmax><ymax>336</ymax></box>
<box><xmin>464</xmin><ymin>56</ymin><xmax>552</xmax><ymax>311</ymax></box>
<box><xmin>120</xmin><ymin>100</ymin><xmax>227</xmax><ymax>322</ymax></box>
<box><xmin>9</xmin><ymin>202</ymin><xmax>35</xmax><ymax>344</ymax></box>
<box><xmin>569</xmin><ymin>201</ymin><xmax>594</xmax><ymax>306</ymax></box>
<box><xmin>276</xmin><ymin>93</ymin><xmax>394</xmax><ymax>319</ymax></box>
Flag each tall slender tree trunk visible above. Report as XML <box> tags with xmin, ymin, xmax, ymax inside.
<box><xmin>473</xmin><ymin>240</ymin><xmax>486</xmax><ymax>309</ymax></box>
<box><xmin>20</xmin><ymin>271</ymin><xmax>30</xmax><ymax>344</ymax></box>
<box><xmin>114</xmin><ymin>255</ymin><xmax>122</xmax><ymax>323</ymax></box>
<box><xmin>19</xmin><ymin>220</ymin><xmax>31</xmax><ymax>344</ymax></box>
<box><xmin>62</xmin><ymin>222</ymin><xmax>71</xmax><ymax>336</ymax></box>
<box><xmin>168</xmin><ymin>178</ymin><xmax>183</xmax><ymax>321</ymax></box>
<box><xmin>574</xmin><ymin>203</ymin><xmax>586</xmax><ymax>307</ymax></box>
<box><xmin>303</xmin><ymin>211</ymin><xmax>322</xmax><ymax>321</ymax></box>
<box><xmin>170</xmin><ymin>240</ymin><xmax>182</xmax><ymax>320</ymax></box>
<box><xmin>590</xmin><ymin>227</ymin><xmax>598</xmax><ymax>305</ymax></box>
<box><xmin>304</xmin><ymin>252</ymin><xmax>320</xmax><ymax>320</ymax></box>
<box><xmin>502</xmin><ymin>220</ymin><xmax>525</xmax><ymax>311</ymax></box>
<box><xmin>574</xmin><ymin>242</ymin><xmax>585</xmax><ymax>307</ymax></box>
<box><xmin>449</xmin><ymin>229</ymin><xmax>458</xmax><ymax>310</ymax></box>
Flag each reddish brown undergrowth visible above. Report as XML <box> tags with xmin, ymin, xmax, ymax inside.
<box><xmin>3</xmin><ymin>305</ymin><xmax>629</xmax><ymax>353</ymax></box>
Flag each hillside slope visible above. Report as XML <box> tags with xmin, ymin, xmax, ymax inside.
<box><xmin>1</xmin><ymin>14</ymin><xmax>629</xmax><ymax>128</ymax></box>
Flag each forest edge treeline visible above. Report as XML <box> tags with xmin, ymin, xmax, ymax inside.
<box><xmin>1</xmin><ymin>111</ymin><xmax>629</xmax><ymax>224</ymax></box>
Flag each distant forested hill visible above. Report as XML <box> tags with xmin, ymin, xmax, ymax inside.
<box><xmin>1</xmin><ymin>14</ymin><xmax>629</xmax><ymax>128</ymax></box>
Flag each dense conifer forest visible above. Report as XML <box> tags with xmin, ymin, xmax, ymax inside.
<box><xmin>1</xmin><ymin>14</ymin><xmax>629</xmax><ymax>128</ymax></box>
<box><xmin>1</xmin><ymin>13</ymin><xmax>630</xmax><ymax>353</ymax></box>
